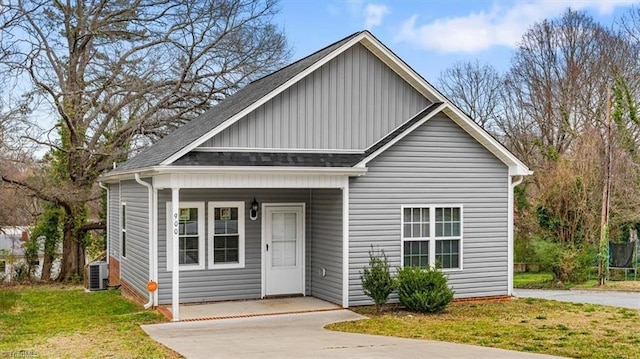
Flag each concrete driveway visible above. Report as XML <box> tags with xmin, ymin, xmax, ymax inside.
<box><xmin>514</xmin><ymin>289</ymin><xmax>640</xmax><ymax>309</ymax></box>
<box><xmin>143</xmin><ymin>310</ymin><xmax>563</xmax><ymax>359</ymax></box>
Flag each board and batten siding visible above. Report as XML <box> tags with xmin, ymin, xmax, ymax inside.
<box><xmin>309</xmin><ymin>189</ymin><xmax>342</xmax><ymax>304</ymax></box>
<box><xmin>156</xmin><ymin>189</ymin><xmax>313</xmax><ymax>304</ymax></box>
<box><xmin>348</xmin><ymin>114</ymin><xmax>510</xmax><ymax>306</ymax></box>
<box><xmin>200</xmin><ymin>43</ymin><xmax>430</xmax><ymax>150</ymax></box>
<box><xmin>108</xmin><ymin>183</ymin><xmax>120</xmax><ymax>260</ymax></box>
<box><xmin>119</xmin><ymin>180</ymin><xmax>150</xmax><ymax>298</ymax></box>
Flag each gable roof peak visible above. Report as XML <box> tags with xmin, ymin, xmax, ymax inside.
<box><xmin>246</xmin><ymin>30</ymin><xmax>366</xmax><ymax>87</ymax></box>
<box><xmin>103</xmin><ymin>29</ymin><xmax>530</xmax><ymax>179</ymax></box>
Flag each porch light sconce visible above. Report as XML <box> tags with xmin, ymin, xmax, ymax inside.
<box><xmin>249</xmin><ymin>198</ymin><xmax>259</xmax><ymax>221</ymax></box>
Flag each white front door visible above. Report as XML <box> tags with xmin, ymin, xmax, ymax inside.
<box><xmin>264</xmin><ymin>204</ymin><xmax>305</xmax><ymax>296</ymax></box>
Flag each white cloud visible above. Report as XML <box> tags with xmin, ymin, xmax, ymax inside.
<box><xmin>364</xmin><ymin>4</ymin><xmax>389</xmax><ymax>29</ymax></box>
<box><xmin>395</xmin><ymin>0</ymin><xmax>636</xmax><ymax>54</ymax></box>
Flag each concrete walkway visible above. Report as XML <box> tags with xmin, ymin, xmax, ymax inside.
<box><xmin>143</xmin><ymin>310</ymin><xmax>563</xmax><ymax>359</ymax></box>
<box><xmin>514</xmin><ymin>289</ymin><xmax>640</xmax><ymax>309</ymax></box>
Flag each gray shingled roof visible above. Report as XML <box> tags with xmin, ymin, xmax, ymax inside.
<box><xmin>173</xmin><ymin>151</ymin><xmax>363</xmax><ymax>167</ymax></box>
<box><xmin>363</xmin><ymin>102</ymin><xmax>442</xmax><ymax>157</ymax></box>
<box><xmin>111</xmin><ymin>31</ymin><xmax>363</xmax><ymax>173</ymax></box>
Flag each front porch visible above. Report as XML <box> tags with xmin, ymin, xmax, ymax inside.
<box><xmin>158</xmin><ymin>296</ymin><xmax>341</xmax><ymax>321</ymax></box>
<box><xmin>152</xmin><ymin>172</ymin><xmax>354</xmax><ymax>320</ymax></box>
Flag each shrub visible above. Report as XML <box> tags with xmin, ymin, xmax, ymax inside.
<box><xmin>514</xmin><ymin>234</ymin><xmax>539</xmax><ymax>264</ymax></box>
<box><xmin>360</xmin><ymin>247</ymin><xmax>395</xmax><ymax>313</ymax></box>
<box><xmin>396</xmin><ymin>266</ymin><xmax>454</xmax><ymax>313</ymax></box>
<box><xmin>534</xmin><ymin>239</ymin><xmax>595</xmax><ymax>283</ymax></box>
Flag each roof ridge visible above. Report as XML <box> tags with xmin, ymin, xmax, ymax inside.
<box><xmin>247</xmin><ymin>30</ymin><xmax>364</xmax><ymax>86</ymax></box>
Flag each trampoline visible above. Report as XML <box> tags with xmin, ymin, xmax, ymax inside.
<box><xmin>609</xmin><ymin>240</ymin><xmax>638</xmax><ymax>280</ymax></box>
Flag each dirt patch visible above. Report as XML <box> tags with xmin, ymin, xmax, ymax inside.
<box><xmin>33</xmin><ymin>331</ymin><xmax>124</xmax><ymax>358</ymax></box>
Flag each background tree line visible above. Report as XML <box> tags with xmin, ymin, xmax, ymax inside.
<box><xmin>438</xmin><ymin>8</ymin><xmax>640</xmax><ymax>283</ymax></box>
<box><xmin>1</xmin><ymin>2</ymin><xmax>637</xmax><ymax>283</ymax></box>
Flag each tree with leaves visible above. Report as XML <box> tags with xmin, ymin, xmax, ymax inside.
<box><xmin>0</xmin><ymin>0</ymin><xmax>290</xmax><ymax>281</ymax></box>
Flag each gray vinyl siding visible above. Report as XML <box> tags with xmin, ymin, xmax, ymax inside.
<box><xmin>201</xmin><ymin>43</ymin><xmax>430</xmax><ymax>150</ymax></box>
<box><xmin>119</xmin><ymin>180</ymin><xmax>150</xmax><ymax>299</ymax></box>
<box><xmin>309</xmin><ymin>189</ymin><xmax>342</xmax><ymax>304</ymax></box>
<box><xmin>108</xmin><ymin>183</ymin><xmax>120</xmax><ymax>260</ymax></box>
<box><xmin>348</xmin><ymin>114</ymin><xmax>509</xmax><ymax>305</ymax></box>
<box><xmin>157</xmin><ymin>189</ymin><xmax>312</xmax><ymax>304</ymax></box>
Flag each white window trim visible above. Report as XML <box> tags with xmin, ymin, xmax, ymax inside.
<box><xmin>208</xmin><ymin>201</ymin><xmax>245</xmax><ymax>269</ymax></box>
<box><xmin>166</xmin><ymin>201</ymin><xmax>206</xmax><ymax>271</ymax></box>
<box><xmin>400</xmin><ymin>204</ymin><xmax>464</xmax><ymax>271</ymax></box>
<box><xmin>121</xmin><ymin>202</ymin><xmax>127</xmax><ymax>260</ymax></box>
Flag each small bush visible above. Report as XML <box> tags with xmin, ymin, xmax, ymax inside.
<box><xmin>396</xmin><ymin>266</ymin><xmax>454</xmax><ymax>313</ymax></box>
<box><xmin>360</xmin><ymin>247</ymin><xmax>395</xmax><ymax>313</ymax></box>
<box><xmin>534</xmin><ymin>240</ymin><xmax>594</xmax><ymax>283</ymax></box>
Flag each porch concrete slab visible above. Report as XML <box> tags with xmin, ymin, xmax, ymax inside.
<box><xmin>165</xmin><ymin>296</ymin><xmax>341</xmax><ymax>320</ymax></box>
<box><xmin>143</xmin><ymin>310</ymin><xmax>565</xmax><ymax>359</ymax></box>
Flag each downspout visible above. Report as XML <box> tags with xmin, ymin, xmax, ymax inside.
<box><xmin>508</xmin><ymin>175</ymin><xmax>524</xmax><ymax>296</ymax></box>
<box><xmin>153</xmin><ymin>187</ymin><xmax>159</xmax><ymax>307</ymax></box>
<box><xmin>98</xmin><ymin>182</ymin><xmax>109</xmax><ymax>265</ymax></box>
<box><xmin>512</xmin><ymin>176</ymin><xmax>524</xmax><ymax>188</ymax></box>
<box><xmin>135</xmin><ymin>174</ymin><xmax>155</xmax><ymax>309</ymax></box>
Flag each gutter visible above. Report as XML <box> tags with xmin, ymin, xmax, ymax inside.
<box><xmin>99</xmin><ymin>165</ymin><xmax>368</xmax><ymax>183</ymax></box>
<box><xmin>135</xmin><ymin>174</ymin><xmax>155</xmax><ymax>309</ymax></box>
<box><xmin>98</xmin><ymin>182</ymin><xmax>109</xmax><ymax>265</ymax></box>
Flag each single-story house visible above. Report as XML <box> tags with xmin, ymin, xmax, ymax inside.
<box><xmin>99</xmin><ymin>30</ymin><xmax>531</xmax><ymax>320</ymax></box>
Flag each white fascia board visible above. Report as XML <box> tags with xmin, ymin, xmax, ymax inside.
<box><xmin>356</xmin><ymin>103</ymin><xmax>446</xmax><ymax>167</ymax></box>
<box><xmin>98</xmin><ymin>165</ymin><xmax>368</xmax><ymax>183</ymax></box>
<box><xmin>152</xmin><ymin>165</ymin><xmax>367</xmax><ymax>176</ymax></box>
<box><xmin>441</xmin><ymin>104</ymin><xmax>532</xmax><ymax>177</ymax></box>
<box><xmin>98</xmin><ymin>169</ymin><xmax>156</xmax><ymax>183</ymax></box>
<box><xmin>359</xmin><ymin>35</ymin><xmax>446</xmax><ymax>103</ymax></box>
<box><xmin>159</xmin><ymin>34</ymin><xmax>369</xmax><ymax>167</ymax></box>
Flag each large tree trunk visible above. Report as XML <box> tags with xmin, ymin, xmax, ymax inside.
<box><xmin>57</xmin><ymin>207</ymin><xmax>87</xmax><ymax>282</ymax></box>
<box><xmin>40</xmin><ymin>252</ymin><xmax>53</xmax><ymax>281</ymax></box>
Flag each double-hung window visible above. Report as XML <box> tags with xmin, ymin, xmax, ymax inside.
<box><xmin>166</xmin><ymin>202</ymin><xmax>205</xmax><ymax>271</ymax></box>
<box><xmin>121</xmin><ymin>203</ymin><xmax>127</xmax><ymax>258</ymax></box>
<box><xmin>208</xmin><ymin>202</ymin><xmax>245</xmax><ymax>269</ymax></box>
<box><xmin>402</xmin><ymin>205</ymin><xmax>462</xmax><ymax>270</ymax></box>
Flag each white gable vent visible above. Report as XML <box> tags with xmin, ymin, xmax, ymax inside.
<box><xmin>88</xmin><ymin>261</ymin><xmax>108</xmax><ymax>291</ymax></box>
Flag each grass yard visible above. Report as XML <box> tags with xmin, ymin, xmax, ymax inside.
<box><xmin>513</xmin><ymin>272</ymin><xmax>554</xmax><ymax>288</ymax></box>
<box><xmin>0</xmin><ymin>285</ymin><xmax>179</xmax><ymax>358</ymax></box>
<box><xmin>327</xmin><ymin>298</ymin><xmax>640</xmax><ymax>359</ymax></box>
<box><xmin>514</xmin><ymin>272</ymin><xmax>640</xmax><ymax>291</ymax></box>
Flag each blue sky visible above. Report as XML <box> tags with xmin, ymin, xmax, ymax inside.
<box><xmin>276</xmin><ymin>0</ymin><xmax>636</xmax><ymax>83</ymax></box>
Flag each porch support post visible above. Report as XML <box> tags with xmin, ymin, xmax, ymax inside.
<box><xmin>342</xmin><ymin>179</ymin><xmax>350</xmax><ymax>308</ymax></box>
<box><xmin>171</xmin><ymin>187</ymin><xmax>180</xmax><ymax>321</ymax></box>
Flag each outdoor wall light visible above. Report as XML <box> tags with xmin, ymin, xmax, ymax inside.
<box><xmin>249</xmin><ymin>197</ymin><xmax>259</xmax><ymax>221</ymax></box>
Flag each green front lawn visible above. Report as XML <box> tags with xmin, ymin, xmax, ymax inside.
<box><xmin>328</xmin><ymin>298</ymin><xmax>640</xmax><ymax>359</ymax></box>
<box><xmin>0</xmin><ymin>285</ymin><xmax>179</xmax><ymax>358</ymax></box>
<box><xmin>513</xmin><ymin>272</ymin><xmax>554</xmax><ymax>288</ymax></box>
<box><xmin>514</xmin><ymin>272</ymin><xmax>640</xmax><ymax>291</ymax></box>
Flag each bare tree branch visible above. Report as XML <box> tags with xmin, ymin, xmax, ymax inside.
<box><xmin>0</xmin><ymin>0</ymin><xmax>290</xmax><ymax>281</ymax></box>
